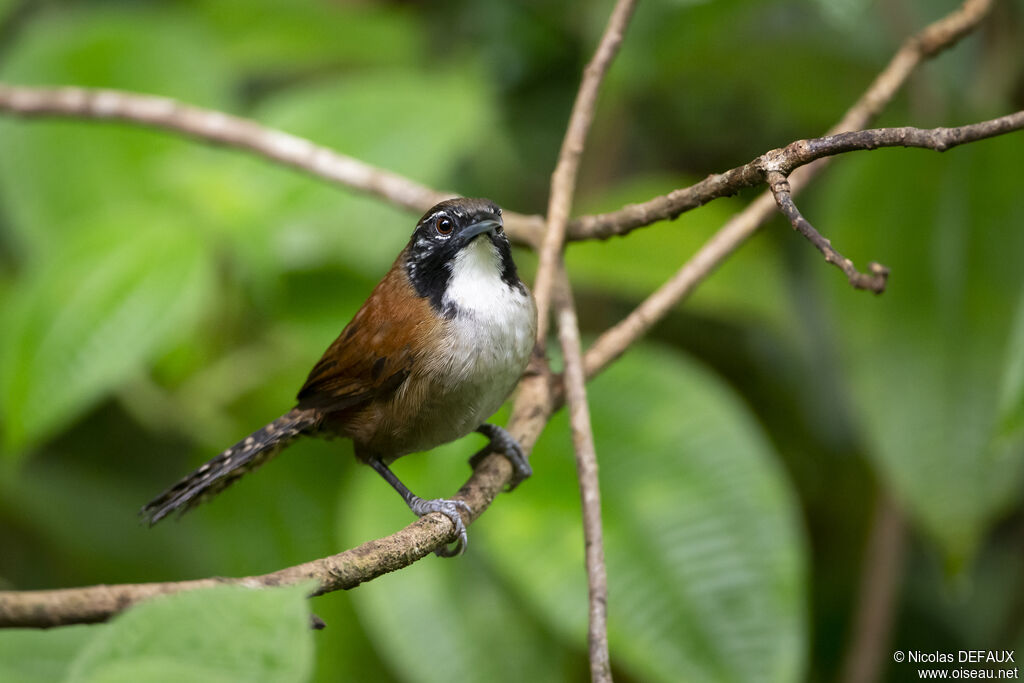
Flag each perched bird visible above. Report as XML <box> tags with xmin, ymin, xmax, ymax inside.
<box><xmin>142</xmin><ymin>198</ymin><xmax>537</xmax><ymax>556</ymax></box>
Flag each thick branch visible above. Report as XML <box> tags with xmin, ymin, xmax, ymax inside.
<box><xmin>581</xmin><ymin>0</ymin><xmax>995</xmax><ymax>378</ymax></box>
<box><xmin>1</xmin><ymin>84</ymin><xmax>1013</xmax><ymax>253</ymax></box>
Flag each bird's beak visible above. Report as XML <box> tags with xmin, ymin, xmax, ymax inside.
<box><xmin>461</xmin><ymin>218</ymin><xmax>501</xmax><ymax>242</ymax></box>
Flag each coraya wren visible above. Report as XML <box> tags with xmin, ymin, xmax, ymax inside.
<box><xmin>142</xmin><ymin>198</ymin><xmax>537</xmax><ymax>556</ymax></box>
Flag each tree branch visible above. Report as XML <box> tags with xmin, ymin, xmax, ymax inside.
<box><xmin>840</xmin><ymin>492</ymin><xmax>908</xmax><ymax>683</ymax></box>
<box><xmin>581</xmin><ymin>0</ymin><xmax>996</xmax><ymax>379</ymax></box>
<box><xmin>531</xmin><ymin>1</ymin><xmax>637</xmax><ymax>679</ymax></box>
<box><xmin>556</xmin><ymin>274</ymin><xmax>611</xmax><ymax>682</ymax></box>
<box><xmin>0</xmin><ymin>364</ymin><xmax>562</xmax><ymax>629</ymax></box>
<box><xmin>565</xmin><ymin>0</ymin><xmax>995</xmax><ymax>241</ymax></box>
<box><xmin>0</xmin><ymin>83</ymin><xmax>548</xmax><ymax>247</ymax></box>
<box><xmin>767</xmin><ymin>170</ymin><xmax>890</xmax><ymax>294</ymax></box>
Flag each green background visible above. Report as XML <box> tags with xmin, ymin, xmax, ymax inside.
<box><xmin>0</xmin><ymin>0</ymin><xmax>1022</xmax><ymax>681</ymax></box>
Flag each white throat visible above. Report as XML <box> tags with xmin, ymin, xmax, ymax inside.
<box><xmin>443</xmin><ymin>236</ymin><xmax>510</xmax><ymax>315</ymax></box>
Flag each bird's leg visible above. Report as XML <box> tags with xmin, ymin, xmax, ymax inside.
<box><xmin>368</xmin><ymin>458</ymin><xmax>471</xmax><ymax>557</ymax></box>
<box><xmin>469</xmin><ymin>423</ymin><xmax>532</xmax><ymax>490</ymax></box>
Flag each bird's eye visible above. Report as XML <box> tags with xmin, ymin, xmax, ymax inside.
<box><xmin>435</xmin><ymin>216</ymin><xmax>454</xmax><ymax>235</ymax></box>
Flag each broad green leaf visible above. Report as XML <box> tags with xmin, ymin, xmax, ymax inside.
<box><xmin>0</xmin><ymin>625</ymin><xmax>94</xmax><ymax>683</ymax></box>
<box><xmin>816</xmin><ymin>138</ymin><xmax>1024</xmax><ymax>565</ymax></box>
<box><xmin>480</xmin><ymin>344</ymin><xmax>807</xmax><ymax>683</ymax></box>
<box><xmin>0</xmin><ymin>222</ymin><xmax>214</xmax><ymax>454</ymax></box>
<box><xmin>0</xmin><ymin>5</ymin><xmax>233</xmax><ymax>259</ymax></box>
<box><xmin>66</xmin><ymin>584</ymin><xmax>314</xmax><ymax>683</ymax></box>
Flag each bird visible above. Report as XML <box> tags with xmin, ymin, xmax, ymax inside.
<box><xmin>141</xmin><ymin>198</ymin><xmax>537</xmax><ymax>556</ymax></box>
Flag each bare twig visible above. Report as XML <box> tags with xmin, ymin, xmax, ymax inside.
<box><xmin>556</xmin><ymin>275</ymin><xmax>611</xmax><ymax>683</ymax></box>
<box><xmin>531</xmin><ymin>0</ymin><xmax>638</xmax><ymax>344</ymax></box>
<box><xmin>766</xmin><ymin>170</ymin><xmax>890</xmax><ymax>293</ymax></box>
<box><xmin>565</xmin><ymin>0</ymin><xmax>994</xmax><ymax>241</ymax></box>
<box><xmin>561</xmin><ymin>108</ymin><xmax>1024</xmax><ymax>247</ymax></box>
<box><xmin>582</xmin><ymin>0</ymin><xmax>995</xmax><ymax>378</ymax></box>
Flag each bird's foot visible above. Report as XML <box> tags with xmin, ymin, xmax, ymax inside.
<box><xmin>469</xmin><ymin>423</ymin><xmax>532</xmax><ymax>490</ymax></box>
<box><xmin>409</xmin><ymin>496</ymin><xmax>472</xmax><ymax>557</ymax></box>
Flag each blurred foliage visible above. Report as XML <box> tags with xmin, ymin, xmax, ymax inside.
<box><xmin>0</xmin><ymin>584</ymin><xmax>314</xmax><ymax>682</ymax></box>
<box><xmin>0</xmin><ymin>0</ymin><xmax>1022</xmax><ymax>682</ymax></box>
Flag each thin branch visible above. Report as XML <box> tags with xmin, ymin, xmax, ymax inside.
<box><xmin>532</xmin><ymin>1</ymin><xmax>638</xmax><ymax>679</ymax></box>
<box><xmin>0</xmin><ymin>83</ymin><xmax>547</xmax><ymax>247</ymax></box>
<box><xmin>1</xmin><ymin>78</ymin><xmax>1013</xmax><ymax>254</ymax></box>
<box><xmin>767</xmin><ymin>170</ymin><xmax>890</xmax><ymax>294</ymax></box>
<box><xmin>557</xmin><ymin>272</ymin><xmax>611</xmax><ymax>682</ymax></box>
<box><xmin>582</xmin><ymin>0</ymin><xmax>995</xmax><ymax>378</ymax></box>
<box><xmin>564</xmin><ymin>0</ymin><xmax>995</xmax><ymax>241</ymax></box>
<box><xmin>531</xmin><ymin>0</ymin><xmax>638</xmax><ymax>344</ymax></box>
<box><xmin>839</xmin><ymin>492</ymin><xmax>908</xmax><ymax>683</ymax></box>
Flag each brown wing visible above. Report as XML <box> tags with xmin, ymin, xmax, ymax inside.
<box><xmin>296</xmin><ymin>252</ymin><xmax>437</xmax><ymax>415</ymax></box>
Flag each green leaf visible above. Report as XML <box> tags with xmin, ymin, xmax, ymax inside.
<box><xmin>0</xmin><ymin>5</ymin><xmax>233</xmax><ymax>259</ymax></box>
<box><xmin>0</xmin><ymin>222</ymin><xmax>214</xmax><ymax>454</ymax></box>
<box><xmin>484</xmin><ymin>344</ymin><xmax>807</xmax><ymax>683</ymax></box>
<box><xmin>66</xmin><ymin>584</ymin><xmax>314</xmax><ymax>683</ymax></box>
<box><xmin>815</xmin><ymin>138</ymin><xmax>1024</xmax><ymax>565</ymax></box>
<box><xmin>0</xmin><ymin>626</ymin><xmax>94</xmax><ymax>683</ymax></box>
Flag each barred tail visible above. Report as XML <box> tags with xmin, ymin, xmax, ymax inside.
<box><xmin>141</xmin><ymin>408</ymin><xmax>318</xmax><ymax>525</ymax></box>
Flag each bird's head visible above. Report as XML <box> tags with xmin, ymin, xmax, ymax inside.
<box><xmin>405</xmin><ymin>198</ymin><xmax>521</xmax><ymax>315</ymax></box>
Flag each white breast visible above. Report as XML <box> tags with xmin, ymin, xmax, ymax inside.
<box><xmin>403</xmin><ymin>236</ymin><xmax>536</xmax><ymax>453</ymax></box>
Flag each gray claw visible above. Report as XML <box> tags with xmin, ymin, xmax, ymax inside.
<box><xmin>471</xmin><ymin>424</ymin><xmax>532</xmax><ymax>490</ymax></box>
<box><xmin>410</xmin><ymin>497</ymin><xmax>472</xmax><ymax>557</ymax></box>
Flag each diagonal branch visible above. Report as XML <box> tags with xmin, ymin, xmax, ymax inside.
<box><xmin>0</xmin><ymin>367</ymin><xmax>561</xmax><ymax>629</ymax></box>
<box><xmin>581</xmin><ymin>0</ymin><xmax>996</xmax><ymax>379</ymax></box>
<box><xmin>570</xmin><ymin>109</ymin><xmax>1024</xmax><ymax>246</ymax></box>
<box><xmin>0</xmin><ymin>83</ymin><xmax>547</xmax><ymax>247</ymax></box>
<box><xmin>565</xmin><ymin>0</ymin><xmax>995</xmax><ymax>241</ymax></box>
